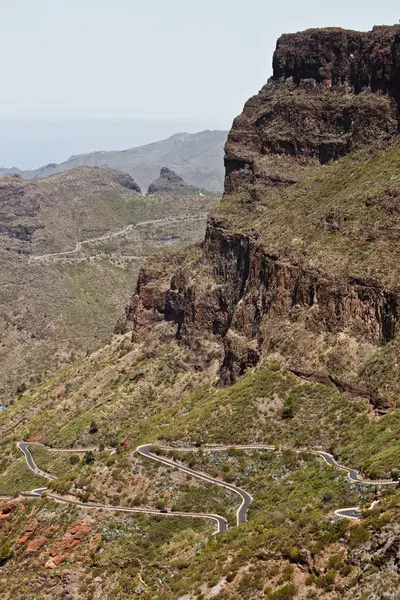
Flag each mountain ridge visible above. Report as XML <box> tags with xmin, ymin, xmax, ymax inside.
<box><xmin>132</xmin><ymin>24</ymin><xmax>400</xmax><ymax>394</ymax></box>
<box><xmin>0</xmin><ymin>129</ymin><xmax>228</xmax><ymax>193</ymax></box>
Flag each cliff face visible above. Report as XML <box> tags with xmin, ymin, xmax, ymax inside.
<box><xmin>273</xmin><ymin>27</ymin><xmax>400</xmax><ymax>98</ymax></box>
<box><xmin>130</xmin><ymin>25</ymin><xmax>400</xmax><ymax>409</ymax></box>
<box><xmin>226</xmin><ymin>26</ymin><xmax>400</xmax><ymax>193</ymax></box>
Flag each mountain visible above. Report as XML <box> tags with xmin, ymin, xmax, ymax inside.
<box><xmin>0</xmin><ymin>129</ymin><xmax>228</xmax><ymax>193</ymax></box>
<box><xmin>0</xmin><ymin>168</ymin><xmax>141</xmax><ymax>255</ymax></box>
<box><xmin>0</xmin><ymin>166</ymin><xmax>219</xmax><ymax>399</ymax></box>
<box><xmin>1</xmin><ymin>24</ymin><xmax>400</xmax><ymax>600</ymax></box>
<box><xmin>145</xmin><ymin>25</ymin><xmax>400</xmax><ymax>394</ymax></box>
<box><xmin>147</xmin><ymin>167</ymin><xmax>208</xmax><ymax>196</ymax></box>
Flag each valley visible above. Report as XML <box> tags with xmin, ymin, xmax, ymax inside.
<box><xmin>1</xmin><ymin>21</ymin><xmax>400</xmax><ymax>600</ymax></box>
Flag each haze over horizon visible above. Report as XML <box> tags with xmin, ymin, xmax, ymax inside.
<box><xmin>0</xmin><ymin>0</ymin><xmax>398</xmax><ymax>169</ymax></box>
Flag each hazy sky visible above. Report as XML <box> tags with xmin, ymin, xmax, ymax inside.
<box><xmin>0</xmin><ymin>0</ymin><xmax>399</xmax><ymax>167</ymax></box>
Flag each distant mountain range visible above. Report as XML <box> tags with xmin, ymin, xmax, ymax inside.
<box><xmin>0</xmin><ymin>129</ymin><xmax>228</xmax><ymax>193</ymax></box>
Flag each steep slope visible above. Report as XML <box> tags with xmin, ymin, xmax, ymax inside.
<box><xmin>2</xmin><ymin>24</ymin><xmax>400</xmax><ymax>600</ymax></box>
<box><xmin>0</xmin><ymin>167</ymin><xmax>219</xmax><ymax>399</ymax></box>
<box><xmin>0</xmin><ymin>130</ymin><xmax>228</xmax><ymax>193</ymax></box>
<box><xmin>130</xmin><ymin>25</ymin><xmax>400</xmax><ymax>400</ymax></box>
<box><xmin>0</xmin><ymin>168</ymin><xmax>141</xmax><ymax>254</ymax></box>
<box><xmin>1</xmin><ymin>276</ymin><xmax>400</xmax><ymax>599</ymax></box>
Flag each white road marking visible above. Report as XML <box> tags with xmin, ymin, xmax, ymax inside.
<box><xmin>16</xmin><ymin>441</ymin><xmax>394</xmax><ymax>531</ymax></box>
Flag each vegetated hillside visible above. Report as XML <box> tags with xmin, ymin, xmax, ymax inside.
<box><xmin>1</xmin><ymin>24</ymin><xmax>400</xmax><ymax>600</ymax></box>
<box><xmin>0</xmin><ymin>167</ymin><xmax>142</xmax><ymax>255</ymax></box>
<box><xmin>0</xmin><ymin>264</ymin><xmax>400</xmax><ymax>599</ymax></box>
<box><xmin>0</xmin><ymin>129</ymin><xmax>228</xmax><ymax>193</ymax></box>
<box><xmin>0</xmin><ymin>167</ymin><xmax>219</xmax><ymax>399</ymax></box>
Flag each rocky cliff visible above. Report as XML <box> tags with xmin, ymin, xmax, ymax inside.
<box><xmin>225</xmin><ymin>26</ymin><xmax>400</xmax><ymax>192</ymax></box>
<box><xmin>129</xmin><ymin>25</ymin><xmax>400</xmax><ymax>410</ymax></box>
<box><xmin>147</xmin><ymin>167</ymin><xmax>204</xmax><ymax>196</ymax></box>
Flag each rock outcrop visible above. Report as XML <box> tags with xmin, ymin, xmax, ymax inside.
<box><xmin>45</xmin><ymin>521</ymin><xmax>90</xmax><ymax>569</ymax></box>
<box><xmin>225</xmin><ymin>26</ymin><xmax>400</xmax><ymax>192</ymax></box>
<box><xmin>0</xmin><ymin>500</ymin><xmax>22</xmax><ymax>520</ymax></box>
<box><xmin>128</xmin><ymin>25</ymin><xmax>400</xmax><ymax>410</ymax></box>
<box><xmin>147</xmin><ymin>167</ymin><xmax>205</xmax><ymax>196</ymax></box>
<box><xmin>273</xmin><ymin>27</ymin><xmax>400</xmax><ymax>100</ymax></box>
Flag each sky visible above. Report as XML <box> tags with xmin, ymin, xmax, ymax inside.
<box><xmin>0</xmin><ymin>0</ymin><xmax>399</xmax><ymax>168</ymax></box>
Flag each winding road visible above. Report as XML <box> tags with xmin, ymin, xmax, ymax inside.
<box><xmin>17</xmin><ymin>442</ymin><xmax>57</xmax><ymax>481</ymax></box>
<box><xmin>312</xmin><ymin>451</ymin><xmax>395</xmax><ymax>486</ymax></box>
<box><xmin>30</xmin><ymin>214</ymin><xmax>207</xmax><ymax>261</ymax></box>
<box><xmin>16</xmin><ymin>442</ymin><xmax>228</xmax><ymax>533</ymax></box>
<box><xmin>138</xmin><ymin>444</ymin><xmax>262</xmax><ymax>526</ymax></box>
<box><xmin>12</xmin><ymin>441</ymin><xmax>397</xmax><ymax>534</ymax></box>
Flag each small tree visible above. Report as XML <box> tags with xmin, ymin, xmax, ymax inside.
<box><xmin>282</xmin><ymin>400</ymin><xmax>294</xmax><ymax>419</ymax></box>
<box><xmin>84</xmin><ymin>451</ymin><xmax>95</xmax><ymax>465</ymax></box>
<box><xmin>16</xmin><ymin>382</ymin><xmax>27</xmax><ymax>395</ymax></box>
<box><xmin>0</xmin><ymin>540</ymin><xmax>13</xmax><ymax>565</ymax></box>
<box><xmin>89</xmin><ymin>421</ymin><xmax>98</xmax><ymax>434</ymax></box>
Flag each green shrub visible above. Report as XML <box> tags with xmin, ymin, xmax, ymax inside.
<box><xmin>0</xmin><ymin>540</ymin><xmax>13</xmax><ymax>565</ymax></box>
<box><xmin>327</xmin><ymin>553</ymin><xmax>344</xmax><ymax>570</ymax></box>
<box><xmin>282</xmin><ymin>565</ymin><xmax>294</xmax><ymax>581</ymax></box>
<box><xmin>348</xmin><ymin>525</ymin><xmax>370</xmax><ymax>549</ymax></box>
<box><xmin>282</xmin><ymin>400</ymin><xmax>294</xmax><ymax>420</ymax></box>
<box><xmin>267</xmin><ymin>582</ymin><xmax>297</xmax><ymax>600</ymax></box>
<box><xmin>84</xmin><ymin>451</ymin><xmax>95</xmax><ymax>465</ymax></box>
<box><xmin>89</xmin><ymin>421</ymin><xmax>98</xmax><ymax>434</ymax></box>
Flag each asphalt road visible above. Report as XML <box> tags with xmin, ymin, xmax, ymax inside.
<box><xmin>46</xmin><ymin>494</ymin><xmax>228</xmax><ymax>532</ymax></box>
<box><xmin>314</xmin><ymin>450</ymin><xmax>396</xmax><ymax>486</ymax></box>
<box><xmin>137</xmin><ymin>444</ymin><xmax>256</xmax><ymax>526</ymax></box>
<box><xmin>335</xmin><ymin>508</ymin><xmax>363</xmax><ymax>519</ymax></box>
<box><xmin>16</xmin><ymin>441</ymin><xmax>227</xmax><ymax>534</ymax></box>
<box><xmin>17</xmin><ymin>442</ymin><xmax>57</xmax><ymax>481</ymax></box>
<box><xmin>315</xmin><ymin>451</ymin><xmax>361</xmax><ymax>481</ymax></box>
<box><xmin>15</xmin><ymin>441</ymin><xmax>394</xmax><ymax>531</ymax></box>
<box><xmin>31</xmin><ymin>214</ymin><xmax>207</xmax><ymax>261</ymax></box>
